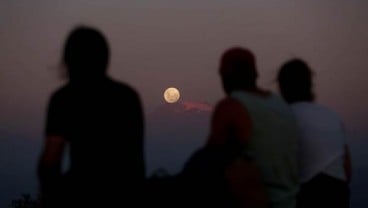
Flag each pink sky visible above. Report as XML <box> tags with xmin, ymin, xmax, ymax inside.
<box><xmin>1</xmin><ymin>1</ymin><xmax>368</xmax><ymax>137</ymax></box>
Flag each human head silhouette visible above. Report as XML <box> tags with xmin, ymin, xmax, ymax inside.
<box><xmin>277</xmin><ymin>59</ymin><xmax>314</xmax><ymax>103</ymax></box>
<box><xmin>219</xmin><ymin>47</ymin><xmax>258</xmax><ymax>95</ymax></box>
<box><xmin>63</xmin><ymin>26</ymin><xmax>109</xmax><ymax>82</ymax></box>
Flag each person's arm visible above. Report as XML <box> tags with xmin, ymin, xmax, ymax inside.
<box><xmin>37</xmin><ymin>135</ymin><xmax>66</xmax><ymax>208</ymax></box>
<box><xmin>132</xmin><ymin>92</ymin><xmax>145</xmax><ymax>180</ymax></box>
<box><xmin>341</xmin><ymin>122</ymin><xmax>352</xmax><ymax>183</ymax></box>
<box><xmin>207</xmin><ymin>97</ymin><xmax>269</xmax><ymax>208</ymax></box>
<box><xmin>225</xmin><ymin>158</ymin><xmax>269</xmax><ymax>208</ymax></box>
<box><xmin>38</xmin><ymin>92</ymin><xmax>67</xmax><ymax>196</ymax></box>
<box><xmin>343</xmin><ymin>144</ymin><xmax>352</xmax><ymax>183</ymax></box>
<box><xmin>207</xmin><ymin>98</ymin><xmax>252</xmax><ymax>146</ymax></box>
<box><xmin>38</xmin><ymin>135</ymin><xmax>66</xmax><ymax>182</ymax></box>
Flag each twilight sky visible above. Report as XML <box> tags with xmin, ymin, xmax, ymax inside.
<box><xmin>1</xmin><ymin>0</ymin><xmax>368</xmax><ymax>133</ymax></box>
<box><xmin>1</xmin><ymin>0</ymin><xmax>368</xmax><ymax>206</ymax></box>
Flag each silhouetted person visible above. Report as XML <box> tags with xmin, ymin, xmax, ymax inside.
<box><xmin>277</xmin><ymin>59</ymin><xmax>352</xmax><ymax>208</ymax></box>
<box><xmin>182</xmin><ymin>48</ymin><xmax>299</xmax><ymax>208</ymax></box>
<box><xmin>38</xmin><ymin>26</ymin><xmax>145</xmax><ymax>208</ymax></box>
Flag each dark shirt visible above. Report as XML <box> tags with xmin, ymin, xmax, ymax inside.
<box><xmin>45</xmin><ymin>77</ymin><xmax>145</xmax><ymax>205</ymax></box>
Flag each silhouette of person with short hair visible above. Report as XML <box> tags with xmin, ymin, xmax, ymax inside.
<box><xmin>182</xmin><ymin>47</ymin><xmax>299</xmax><ymax>208</ymax></box>
<box><xmin>277</xmin><ymin>59</ymin><xmax>352</xmax><ymax>208</ymax></box>
<box><xmin>38</xmin><ymin>26</ymin><xmax>145</xmax><ymax>208</ymax></box>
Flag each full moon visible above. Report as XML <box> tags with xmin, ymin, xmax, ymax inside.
<box><xmin>163</xmin><ymin>87</ymin><xmax>180</xmax><ymax>103</ymax></box>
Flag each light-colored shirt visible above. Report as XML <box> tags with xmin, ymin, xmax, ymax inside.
<box><xmin>232</xmin><ymin>91</ymin><xmax>299</xmax><ymax>208</ymax></box>
<box><xmin>291</xmin><ymin>102</ymin><xmax>347</xmax><ymax>183</ymax></box>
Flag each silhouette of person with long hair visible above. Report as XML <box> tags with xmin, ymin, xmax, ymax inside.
<box><xmin>38</xmin><ymin>26</ymin><xmax>145</xmax><ymax>208</ymax></box>
<box><xmin>277</xmin><ymin>59</ymin><xmax>352</xmax><ymax>208</ymax></box>
<box><xmin>182</xmin><ymin>48</ymin><xmax>299</xmax><ymax>208</ymax></box>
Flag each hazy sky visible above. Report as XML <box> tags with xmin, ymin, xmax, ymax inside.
<box><xmin>1</xmin><ymin>0</ymin><xmax>368</xmax><ymax>206</ymax></box>
<box><xmin>1</xmin><ymin>0</ymin><xmax>368</xmax><ymax>136</ymax></box>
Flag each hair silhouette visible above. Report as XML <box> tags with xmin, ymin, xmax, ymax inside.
<box><xmin>277</xmin><ymin>59</ymin><xmax>314</xmax><ymax>103</ymax></box>
<box><xmin>63</xmin><ymin>26</ymin><xmax>109</xmax><ymax>82</ymax></box>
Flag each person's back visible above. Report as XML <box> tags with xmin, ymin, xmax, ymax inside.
<box><xmin>277</xmin><ymin>59</ymin><xmax>351</xmax><ymax>208</ymax></box>
<box><xmin>231</xmin><ymin>91</ymin><xmax>299</xmax><ymax>208</ymax></box>
<box><xmin>38</xmin><ymin>26</ymin><xmax>145</xmax><ymax>208</ymax></box>
<box><xmin>49</xmin><ymin>79</ymin><xmax>144</xmax><ymax>197</ymax></box>
<box><xmin>291</xmin><ymin>102</ymin><xmax>346</xmax><ymax>183</ymax></box>
<box><xmin>201</xmin><ymin>47</ymin><xmax>298</xmax><ymax>208</ymax></box>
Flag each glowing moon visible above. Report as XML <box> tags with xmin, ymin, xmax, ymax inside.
<box><xmin>164</xmin><ymin>87</ymin><xmax>180</xmax><ymax>103</ymax></box>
